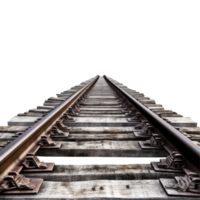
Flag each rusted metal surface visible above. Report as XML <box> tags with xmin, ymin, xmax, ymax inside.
<box><xmin>160</xmin><ymin>168</ymin><xmax>200</xmax><ymax>197</ymax></box>
<box><xmin>0</xmin><ymin>76</ymin><xmax>99</xmax><ymax>193</ymax></box>
<box><xmin>152</xmin><ymin>151</ymin><xmax>184</xmax><ymax>173</ymax></box>
<box><xmin>22</xmin><ymin>154</ymin><xmax>47</xmax><ymax>169</ymax></box>
<box><xmin>22</xmin><ymin>154</ymin><xmax>54</xmax><ymax>173</ymax></box>
<box><xmin>0</xmin><ymin>75</ymin><xmax>199</xmax><ymax>198</ymax></box>
<box><xmin>48</xmin><ymin>126</ymin><xmax>69</xmax><ymax>137</ymax></box>
<box><xmin>0</xmin><ymin>172</ymin><xmax>43</xmax><ymax>194</ymax></box>
<box><xmin>38</xmin><ymin>135</ymin><xmax>60</xmax><ymax>147</ymax></box>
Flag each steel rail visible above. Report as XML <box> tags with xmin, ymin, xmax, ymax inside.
<box><xmin>104</xmin><ymin>75</ymin><xmax>200</xmax><ymax>176</ymax></box>
<box><xmin>0</xmin><ymin>75</ymin><xmax>99</xmax><ymax>182</ymax></box>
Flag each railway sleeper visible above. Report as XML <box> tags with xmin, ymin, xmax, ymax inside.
<box><xmin>0</xmin><ymin>76</ymin><xmax>199</xmax><ymax>198</ymax></box>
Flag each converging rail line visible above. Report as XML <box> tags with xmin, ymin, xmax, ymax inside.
<box><xmin>0</xmin><ymin>75</ymin><xmax>199</xmax><ymax>199</ymax></box>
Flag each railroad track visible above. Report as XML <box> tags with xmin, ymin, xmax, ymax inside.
<box><xmin>0</xmin><ymin>75</ymin><xmax>199</xmax><ymax>199</ymax></box>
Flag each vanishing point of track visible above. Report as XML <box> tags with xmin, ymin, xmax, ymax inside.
<box><xmin>0</xmin><ymin>76</ymin><xmax>199</xmax><ymax>199</ymax></box>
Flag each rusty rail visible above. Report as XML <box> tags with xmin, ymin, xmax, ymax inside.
<box><xmin>104</xmin><ymin>75</ymin><xmax>200</xmax><ymax>176</ymax></box>
<box><xmin>0</xmin><ymin>76</ymin><xmax>99</xmax><ymax>183</ymax></box>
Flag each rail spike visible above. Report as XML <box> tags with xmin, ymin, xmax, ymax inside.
<box><xmin>151</xmin><ymin>149</ymin><xmax>185</xmax><ymax>173</ymax></box>
<box><xmin>62</xmin><ymin>113</ymin><xmax>76</xmax><ymax>122</ymax></box>
<box><xmin>48</xmin><ymin>126</ymin><xmax>65</xmax><ymax>136</ymax></box>
<box><xmin>136</xmin><ymin>121</ymin><xmax>154</xmax><ymax>135</ymax></box>
<box><xmin>67</xmin><ymin>107</ymin><xmax>79</xmax><ymax>116</ymax></box>
<box><xmin>38</xmin><ymin>135</ymin><xmax>56</xmax><ymax>146</ymax></box>
<box><xmin>72</xmin><ymin>103</ymin><xmax>80</xmax><ymax>111</ymax></box>
<box><xmin>0</xmin><ymin>172</ymin><xmax>36</xmax><ymax>192</ymax></box>
<box><xmin>142</xmin><ymin>124</ymin><xmax>153</xmax><ymax>136</ymax></box>
<box><xmin>121</xmin><ymin>103</ymin><xmax>134</xmax><ymax>112</ymax></box>
<box><xmin>158</xmin><ymin>151</ymin><xmax>183</xmax><ymax>170</ymax></box>
<box><xmin>22</xmin><ymin>153</ymin><xmax>47</xmax><ymax>169</ymax></box>
<box><xmin>160</xmin><ymin>168</ymin><xmax>200</xmax><ymax>196</ymax></box>
<box><xmin>144</xmin><ymin>134</ymin><xmax>163</xmax><ymax>146</ymax></box>
<box><xmin>130</xmin><ymin>110</ymin><xmax>144</xmax><ymax>120</ymax></box>
<box><xmin>56</xmin><ymin>120</ymin><xmax>71</xmax><ymax>131</ymax></box>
